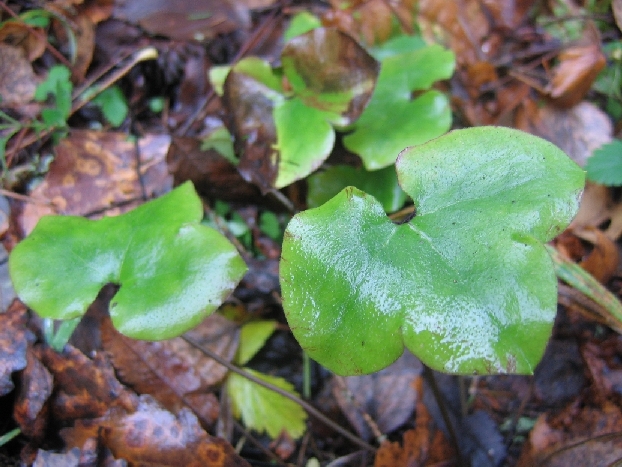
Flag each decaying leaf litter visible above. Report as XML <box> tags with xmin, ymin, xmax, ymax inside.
<box><xmin>1</xmin><ymin>0</ymin><xmax>622</xmax><ymax>465</ymax></box>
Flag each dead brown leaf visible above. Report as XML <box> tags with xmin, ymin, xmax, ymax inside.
<box><xmin>0</xmin><ymin>43</ymin><xmax>38</xmax><ymax>108</ymax></box>
<box><xmin>515</xmin><ymin>100</ymin><xmax>612</xmax><ymax>167</ymax></box>
<box><xmin>333</xmin><ymin>351</ymin><xmax>422</xmax><ymax>441</ymax></box>
<box><xmin>374</xmin><ymin>376</ymin><xmax>456</xmax><ymax>466</ymax></box>
<box><xmin>575</xmin><ymin>227</ymin><xmax>620</xmax><ymax>284</ymax></box>
<box><xmin>0</xmin><ymin>21</ymin><xmax>46</xmax><ymax>61</ymax></box>
<box><xmin>517</xmin><ymin>402</ymin><xmax>622</xmax><ymax>467</ymax></box>
<box><xmin>39</xmin><ymin>344</ymin><xmax>138</xmax><ymax>422</ymax></box>
<box><xmin>325</xmin><ymin>0</ymin><xmax>416</xmax><ymax>45</ymax></box>
<box><xmin>13</xmin><ymin>347</ymin><xmax>53</xmax><ymax>440</ymax></box>
<box><xmin>167</xmin><ymin>136</ymin><xmax>261</xmax><ymax>203</ymax></box>
<box><xmin>546</xmin><ymin>26</ymin><xmax>606</xmax><ymax>108</ymax></box>
<box><xmin>102</xmin><ymin>312</ymin><xmax>239</xmax><ymax>429</ymax></box>
<box><xmin>223</xmin><ymin>71</ymin><xmax>280</xmax><ymax>192</ymax></box>
<box><xmin>112</xmin><ymin>0</ymin><xmax>250</xmax><ymax>41</ymax></box>
<box><xmin>19</xmin><ymin>130</ymin><xmax>173</xmax><ymax>235</ymax></box>
<box><xmin>0</xmin><ymin>300</ymin><xmax>33</xmax><ymax>396</ymax></box>
<box><xmin>569</xmin><ymin>182</ymin><xmax>622</xmax><ymax>242</ymax></box>
<box><xmin>61</xmin><ymin>395</ymin><xmax>251</xmax><ymax>467</ymax></box>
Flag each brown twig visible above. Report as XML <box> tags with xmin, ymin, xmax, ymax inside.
<box><xmin>182</xmin><ymin>333</ymin><xmax>377</xmax><ymax>453</ymax></box>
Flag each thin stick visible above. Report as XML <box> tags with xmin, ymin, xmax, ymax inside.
<box><xmin>0</xmin><ymin>1</ymin><xmax>71</xmax><ymax>67</ymax></box>
<box><xmin>5</xmin><ymin>48</ymin><xmax>158</xmax><ymax>161</ymax></box>
<box><xmin>422</xmin><ymin>365</ymin><xmax>466</xmax><ymax>467</ymax></box>
<box><xmin>182</xmin><ymin>334</ymin><xmax>377</xmax><ymax>453</ymax></box>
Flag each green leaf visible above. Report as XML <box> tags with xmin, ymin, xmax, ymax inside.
<box><xmin>344</xmin><ymin>44</ymin><xmax>455</xmax><ymax>170</ymax></box>
<box><xmin>237</xmin><ymin>320</ymin><xmax>278</xmax><ymax>366</ymax></box>
<box><xmin>283</xmin><ymin>11</ymin><xmax>322</xmax><ymax>42</ymax></box>
<box><xmin>209</xmin><ymin>65</ymin><xmax>232</xmax><ymax>96</ymax></box>
<box><xmin>307</xmin><ymin>164</ymin><xmax>407</xmax><ymax>212</ymax></box>
<box><xmin>200</xmin><ymin>126</ymin><xmax>236</xmax><ymax>164</ymax></box>
<box><xmin>259</xmin><ymin>211</ymin><xmax>282</xmax><ymax>241</ymax></box>
<box><xmin>274</xmin><ymin>97</ymin><xmax>334</xmax><ymax>188</ymax></box>
<box><xmin>369</xmin><ymin>35</ymin><xmax>426</xmax><ymax>61</ymax></box>
<box><xmin>34</xmin><ymin>65</ymin><xmax>72</xmax><ymax>124</ymax></box>
<box><xmin>228</xmin><ymin>368</ymin><xmax>307</xmax><ymax>438</ymax></box>
<box><xmin>585</xmin><ymin>139</ymin><xmax>622</xmax><ymax>186</ymax></box>
<box><xmin>9</xmin><ymin>182</ymin><xmax>247</xmax><ymax>340</ymax></box>
<box><xmin>280</xmin><ymin>127</ymin><xmax>585</xmax><ymax>375</ymax></box>
<box><xmin>92</xmin><ymin>86</ymin><xmax>128</xmax><ymax>127</ymax></box>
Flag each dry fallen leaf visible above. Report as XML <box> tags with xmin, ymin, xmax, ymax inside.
<box><xmin>517</xmin><ymin>401</ymin><xmax>622</xmax><ymax>467</ymax></box>
<box><xmin>546</xmin><ymin>25</ymin><xmax>606</xmax><ymax>108</ymax></box>
<box><xmin>0</xmin><ymin>22</ymin><xmax>46</xmax><ymax>61</ymax></box>
<box><xmin>13</xmin><ymin>347</ymin><xmax>53</xmax><ymax>440</ymax></box>
<box><xmin>61</xmin><ymin>395</ymin><xmax>251</xmax><ymax>467</ymax></box>
<box><xmin>102</xmin><ymin>312</ymin><xmax>239</xmax><ymax>429</ymax></box>
<box><xmin>374</xmin><ymin>376</ymin><xmax>456</xmax><ymax>466</ymax></box>
<box><xmin>575</xmin><ymin>227</ymin><xmax>620</xmax><ymax>284</ymax></box>
<box><xmin>38</xmin><ymin>344</ymin><xmax>138</xmax><ymax>422</ymax></box>
<box><xmin>0</xmin><ymin>300</ymin><xmax>33</xmax><ymax>396</ymax></box>
<box><xmin>0</xmin><ymin>43</ymin><xmax>38</xmax><ymax>108</ymax></box>
<box><xmin>515</xmin><ymin>100</ymin><xmax>612</xmax><ymax>167</ymax></box>
<box><xmin>20</xmin><ymin>130</ymin><xmax>173</xmax><ymax>235</ymax></box>
<box><xmin>333</xmin><ymin>351</ymin><xmax>422</xmax><ymax>441</ymax></box>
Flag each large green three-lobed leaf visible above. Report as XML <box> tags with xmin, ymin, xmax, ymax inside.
<box><xmin>280</xmin><ymin>127</ymin><xmax>585</xmax><ymax>375</ymax></box>
<box><xmin>9</xmin><ymin>182</ymin><xmax>247</xmax><ymax>340</ymax></box>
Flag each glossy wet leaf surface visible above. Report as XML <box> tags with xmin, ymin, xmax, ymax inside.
<box><xmin>9</xmin><ymin>182</ymin><xmax>247</xmax><ymax>340</ymax></box>
<box><xmin>281</xmin><ymin>127</ymin><xmax>585</xmax><ymax>375</ymax></box>
<box><xmin>307</xmin><ymin>164</ymin><xmax>407</xmax><ymax>213</ymax></box>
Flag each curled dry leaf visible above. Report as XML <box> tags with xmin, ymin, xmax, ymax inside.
<box><xmin>0</xmin><ymin>22</ymin><xmax>46</xmax><ymax>61</ymax></box>
<box><xmin>570</xmin><ymin>183</ymin><xmax>622</xmax><ymax>242</ymax></box>
<box><xmin>575</xmin><ymin>227</ymin><xmax>620</xmax><ymax>284</ymax></box>
<box><xmin>546</xmin><ymin>36</ymin><xmax>606</xmax><ymax>108</ymax></box>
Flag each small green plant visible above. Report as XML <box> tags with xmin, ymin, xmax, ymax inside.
<box><xmin>585</xmin><ymin>139</ymin><xmax>622</xmax><ymax>185</ymax></box>
<box><xmin>211</xmin><ymin>16</ymin><xmax>454</xmax><ymax>190</ymax></box>
<box><xmin>227</xmin><ymin>320</ymin><xmax>307</xmax><ymax>438</ymax></box>
<box><xmin>1</xmin><ymin>66</ymin><xmax>130</xmax><ymax>173</ymax></box>
<box><xmin>9</xmin><ymin>182</ymin><xmax>246</xmax><ymax>340</ymax></box>
<box><xmin>280</xmin><ymin>127</ymin><xmax>585</xmax><ymax>376</ymax></box>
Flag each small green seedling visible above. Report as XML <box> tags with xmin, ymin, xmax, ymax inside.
<box><xmin>9</xmin><ymin>182</ymin><xmax>247</xmax><ymax>340</ymax></box>
<box><xmin>227</xmin><ymin>320</ymin><xmax>307</xmax><ymax>439</ymax></box>
<box><xmin>280</xmin><ymin>127</ymin><xmax>585</xmax><ymax>376</ymax></box>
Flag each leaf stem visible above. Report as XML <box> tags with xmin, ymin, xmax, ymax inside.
<box><xmin>422</xmin><ymin>365</ymin><xmax>466</xmax><ymax>467</ymax></box>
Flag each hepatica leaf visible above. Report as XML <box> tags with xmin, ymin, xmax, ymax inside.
<box><xmin>280</xmin><ymin>127</ymin><xmax>585</xmax><ymax>375</ymax></box>
<box><xmin>344</xmin><ymin>42</ymin><xmax>455</xmax><ymax>170</ymax></box>
<box><xmin>9</xmin><ymin>182</ymin><xmax>247</xmax><ymax>340</ymax></box>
